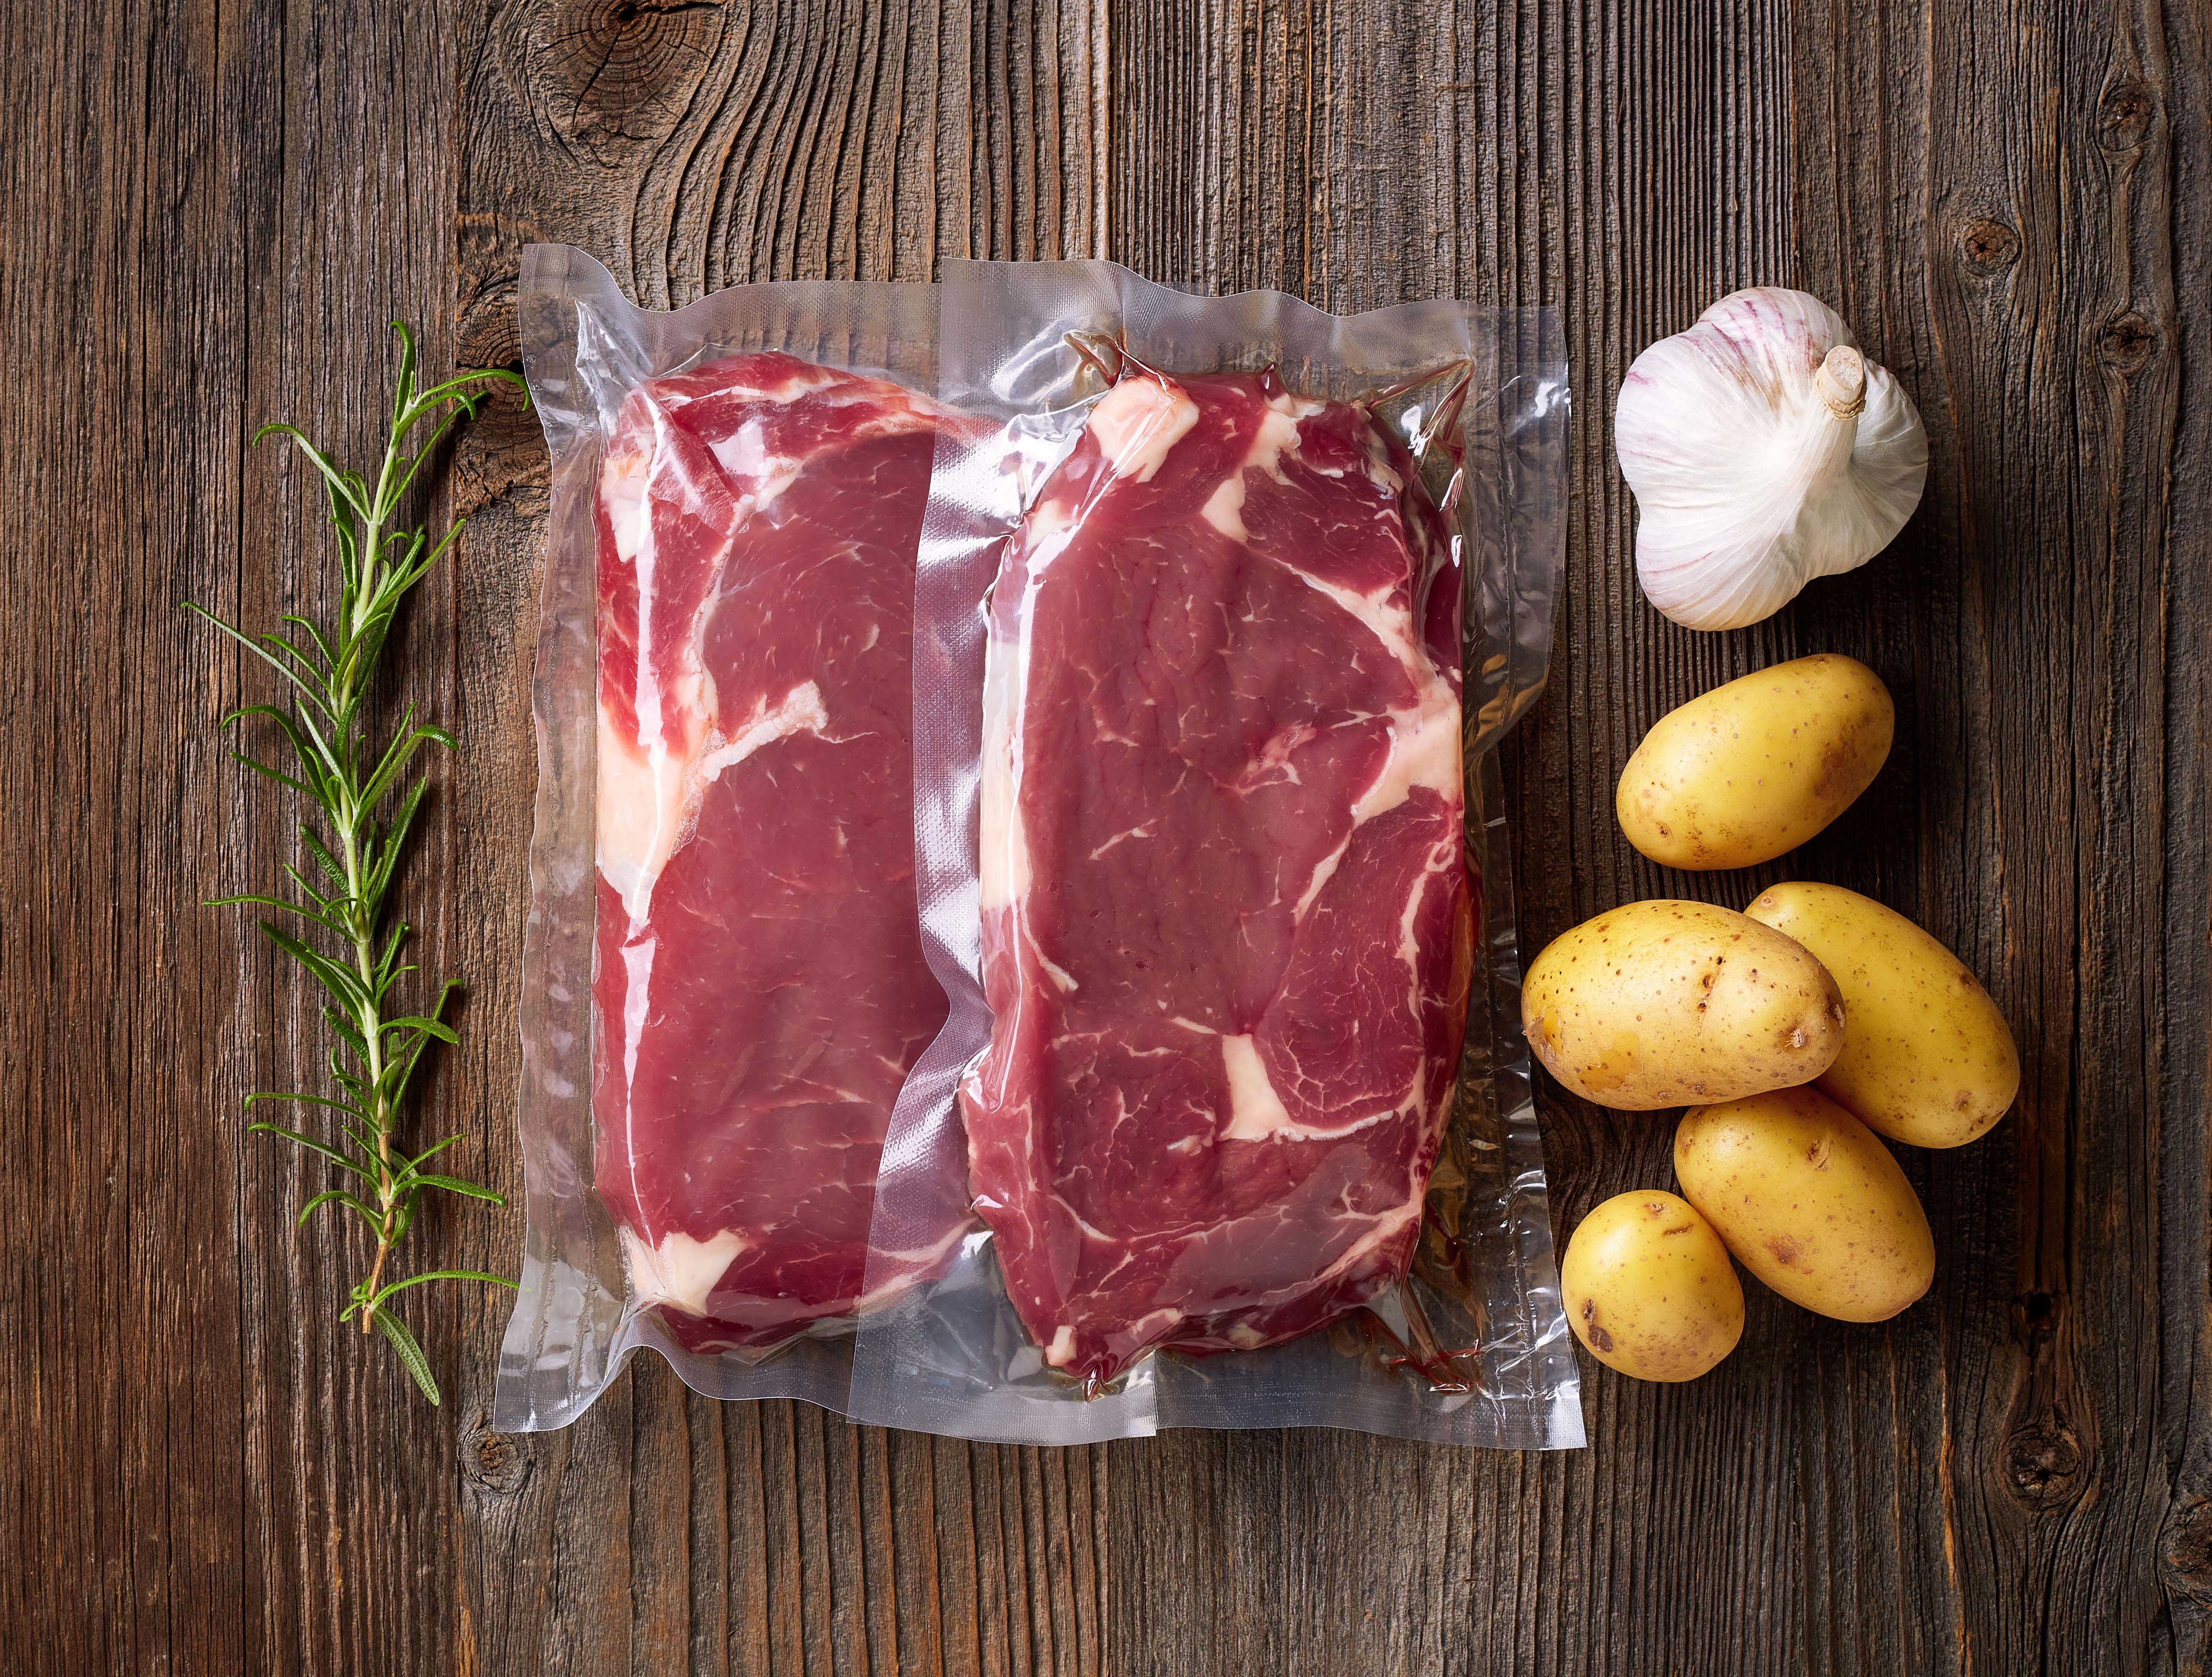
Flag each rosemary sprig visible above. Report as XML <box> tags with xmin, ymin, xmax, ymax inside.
<box><xmin>189</xmin><ymin>322</ymin><xmax>529</xmax><ymax>1405</ymax></box>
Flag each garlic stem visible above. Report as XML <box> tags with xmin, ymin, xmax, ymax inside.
<box><xmin>1781</xmin><ymin>347</ymin><xmax>1868</xmax><ymax>525</ymax></box>
<box><xmin>1815</xmin><ymin>345</ymin><xmax>1867</xmax><ymax>418</ymax></box>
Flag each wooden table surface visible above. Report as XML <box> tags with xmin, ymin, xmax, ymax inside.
<box><xmin>7</xmin><ymin>2</ymin><xmax>2208</xmax><ymax>1672</ymax></box>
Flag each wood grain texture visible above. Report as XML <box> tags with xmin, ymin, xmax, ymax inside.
<box><xmin>2</xmin><ymin>0</ymin><xmax>2204</xmax><ymax>1673</ymax></box>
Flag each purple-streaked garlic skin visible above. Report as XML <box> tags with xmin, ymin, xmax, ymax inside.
<box><xmin>1615</xmin><ymin>286</ymin><xmax>1928</xmax><ymax>632</ymax></box>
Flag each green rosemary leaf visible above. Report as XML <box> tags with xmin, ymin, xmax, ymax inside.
<box><xmin>245</xmin><ymin>1119</ymin><xmax>376</xmax><ymax>1181</ymax></box>
<box><xmin>182</xmin><ymin>601</ymin><xmax>325</xmax><ymax>709</ymax></box>
<box><xmin>298</xmin><ymin>826</ymin><xmax>347</xmax><ymax>889</ymax></box>
<box><xmin>382</xmin><ymin>1050</ymin><xmax>441</xmax><ymax>1115</ymax></box>
<box><xmin>387</xmin><ymin>321</ymin><xmax>421</xmax><ymax>425</ymax></box>
<box><xmin>371</xmin><ymin>1308</ymin><xmax>441</xmax><ymax>1406</ymax></box>
<box><xmin>249</xmin><ymin>422</ymin><xmax>358</xmax><ymax>509</ymax></box>
<box><xmin>243</xmin><ymin>1090</ymin><xmax>367</xmax><ymax>1121</ymax></box>
<box><xmin>278</xmin><ymin>863</ymin><xmax>335</xmax><ymax>912</ymax></box>
<box><xmin>409</xmin><ymin>1175</ymin><xmax>503</xmax><ymax>1204</ymax></box>
<box><xmin>223</xmin><ymin>706</ymin><xmax>335</xmax><ymax>792</ymax></box>
<box><xmin>331</xmin><ymin>520</ymin><xmax>361</xmax><ymax>594</ymax></box>
<box><xmin>284</xmin><ymin>702</ymin><xmax>345</xmax><ymax>786</ymax></box>
<box><xmin>205</xmin><ymin>891</ymin><xmax>343</xmax><ymax>934</ymax></box>
<box><xmin>382</xmin><ymin>993</ymin><xmax>455</xmax><ymax>1103</ymax></box>
<box><xmin>318</xmin><ymin>1004</ymin><xmax>372</xmax><ymax>1064</ymax></box>
<box><xmin>264</xmin><ymin>940</ymin><xmax>367</xmax><ymax>1016</ymax></box>
<box><xmin>358</xmin><ymin>724</ymin><xmax>438</xmax><ymax>812</ymax></box>
<box><xmin>375</xmin><ymin>779</ymin><xmax>430</xmax><ymax>875</ymax></box>
<box><xmin>297</xmin><ymin>1188</ymin><xmax>383</xmax><ymax>1231</ymax></box>
<box><xmin>381</xmin><ymin>1015</ymin><xmax>459</xmax><ymax>1044</ymax></box>
<box><xmin>392</xmin><ymin>1134</ymin><xmax>467</xmax><ymax>1180</ymax></box>
<box><xmin>340</xmin><ymin>1119</ymin><xmax>387</xmax><ymax>1166</ymax></box>
<box><xmin>255</xmin><ymin>629</ymin><xmax>327</xmax><ymax>684</ymax></box>
<box><xmin>228</xmin><ymin>751</ymin><xmax>317</xmax><ymax>802</ymax></box>
<box><xmin>392</xmin><ymin>519</ymin><xmax>465</xmax><ymax>592</ymax></box>
<box><xmin>372</xmin><ymin>1268</ymin><xmax>518</xmax><ymax>1307</ymax></box>
<box><xmin>373</xmin><ymin>698</ymin><xmax>420</xmax><ymax>759</ymax></box>
<box><xmin>411</xmin><ymin>365</ymin><xmax>529</xmax><ymax>413</ymax></box>
<box><xmin>280</xmin><ymin>613</ymin><xmax>338</xmax><ymax>670</ymax></box>
<box><xmin>370</xmin><ymin>930</ymin><xmax>414</xmax><ymax>1001</ymax></box>
<box><xmin>255</xmin><ymin>924</ymin><xmax>368</xmax><ymax>1011</ymax></box>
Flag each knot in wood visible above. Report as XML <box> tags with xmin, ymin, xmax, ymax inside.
<box><xmin>2165</xmin><ymin>1499</ymin><xmax>2212</xmax><ymax>1599</ymax></box>
<box><xmin>2098</xmin><ymin>312</ymin><xmax>2157</xmax><ymax>373</ymax></box>
<box><xmin>2013</xmin><ymin>1287</ymin><xmax>2058</xmax><ymax>1346</ymax></box>
<box><xmin>2097</xmin><ymin>78</ymin><xmax>2155</xmax><ymax>153</ymax></box>
<box><xmin>534</xmin><ymin>0</ymin><xmax>722</xmax><ymax>160</ymax></box>
<box><xmin>457</xmin><ymin>211</ymin><xmax>545</xmax><ymax>371</ymax></box>
<box><xmin>1958</xmin><ymin>217</ymin><xmax>2019</xmax><ymax>278</ymax></box>
<box><xmin>2002</xmin><ymin>1418</ymin><xmax>2083</xmax><ymax>1510</ymax></box>
<box><xmin>461</xmin><ymin>1413</ymin><xmax>533</xmax><ymax>1495</ymax></box>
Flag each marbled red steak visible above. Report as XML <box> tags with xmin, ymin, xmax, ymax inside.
<box><xmin>592</xmin><ymin>351</ymin><xmax>957</xmax><ymax>1350</ymax></box>
<box><xmin>963</xmin><ymin>366</ymin><xmax>1473</xmax><ymax>1388</ymax></box>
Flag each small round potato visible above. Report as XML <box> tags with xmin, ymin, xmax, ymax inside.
<box><xmin>1522</xmin><ymin>899</ymin><xmax>1847</xmax><ymax>1110</ymax></box>
<box><xmin>1560</xmin><ymin>1191</ymin><xmax>1744</xmax><ymax>1381</ymax></box>
<box><xmin>1745</xmin><ymin>882</ymin><xmax>2020</xmax><ymax>1148</ymax></box>
<box><xmin>1617</xmin><ymin>654</ymin><xmax>1894</xmax><ymax>871</ymax></box>
<box><xmin>1674</xmin><ymin>1086</ymin><xmax>1934</xmax><ymax>1322</ymax></box>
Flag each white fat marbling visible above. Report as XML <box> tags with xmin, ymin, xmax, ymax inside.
<box><xmin>1219</xmin><ymin>1032</ymin><xmax>1296</xmax><ymax>1143</ymax></box>
<box><xmin>1350</xmin><ymin>683</ymin><xmax>1461</xmax><ymax>827</ymax></box>
<box><xmin>621</xmin><ymin>1225</ymin><xmax>748</xmax><ymax>1317</ymax></box>
<box><xmin>1088</xmin><ymin>376</ymin><xmax>1199</xmax><ymax>483</ymax></box>
<box><xmin>599</xmin><ymin>681</ymin><xmax>831</xmax><ymax>925</ymax></box>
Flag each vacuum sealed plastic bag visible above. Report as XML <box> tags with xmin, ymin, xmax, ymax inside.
<box><xmin>496</xmin><ymin>247</ymin><xmax>962</xmax><ymax>1427</ymax></box>
<box><xmin>848</xmin><ymin>260</ymin><xmax>1581</xmax><ymax>1448</ymax></box>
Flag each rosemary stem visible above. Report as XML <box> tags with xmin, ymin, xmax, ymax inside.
<box><xmin>342</xmin><ymin>447</ymin><xmax>398</xmax><ymax>1336</ymax></box>
<box><xmin>342</xmin><ymin>814</ymin><xmax>398</xmax><ymax>1336</ymax></box>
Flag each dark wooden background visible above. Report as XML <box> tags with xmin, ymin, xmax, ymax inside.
<box><xmin>5</xmin><ymin>0</ymin><xmax>2207</xmax><ymax>1671</ymax></box>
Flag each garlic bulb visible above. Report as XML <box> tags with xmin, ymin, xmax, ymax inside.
<box><xmin>1615</xmin><ymin>287</ymin><xmax>1928</xmax><ymax>631</ymax></box>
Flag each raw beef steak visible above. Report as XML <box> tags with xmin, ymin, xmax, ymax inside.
<box><xmin>593</xmin><ymin>351</ymin><xmax>958</xmax><ymax>1351</ymax></box>
<box><xmin>963</xmin><ymin>365</ymin><xmax>1473</xmax><ymax>1389</ymax></box>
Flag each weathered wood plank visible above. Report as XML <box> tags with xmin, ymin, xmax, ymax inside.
<box><xmin>1100</xmin><ymin>5</ymin><xmax>1828</xmax><ymax>1676</ymax></box>
<box><xmin>3</xmin><ymin>0</ymin><xmax>2206</xmax><ymax>1673</ymax></box>
<box><xmin>0</xmin><ymin>0</ymin><xmax>492</xmax><ymax>1673</ymax></box>
<box><xmin>451</xmin><ymin>5</ymin><xmax>1110</xmax><ymax>1675</ymax></box>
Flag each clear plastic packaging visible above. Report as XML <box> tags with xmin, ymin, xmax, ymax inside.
<box><xmin>495</xmin><ymin>246</ymin><xmax>961</xmax><ymax>1429</ymax></box>
<box><xmin>846</xmin><ymin>260</ymin><xmax>1581</xmax><ymax>1448</ymax></box>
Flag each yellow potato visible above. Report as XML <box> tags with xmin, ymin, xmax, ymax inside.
<box><xmin>1745</xmin><ymin>882</ymin><xmax>2019</xmax><ymax>1148</ymax></box>
<box><xmin>1560</xmin><ymin>1191</ymin><xmax>1744</xmax><ymax>1381</ymax></box>
<box><xmin>1674</xmin><ymin>1087</ymin><xmax>1934</xmax><ymax>1322</ymax></box>
<box><xmin>1521</xmin><ymin>899</ymin><xmax>1847</xmax><ymax>1110</ymax></box>
<box><xmin>1616</xmin><ymin>654</ymin><xmax>1894</xmax><ymax>870</ymax></box>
